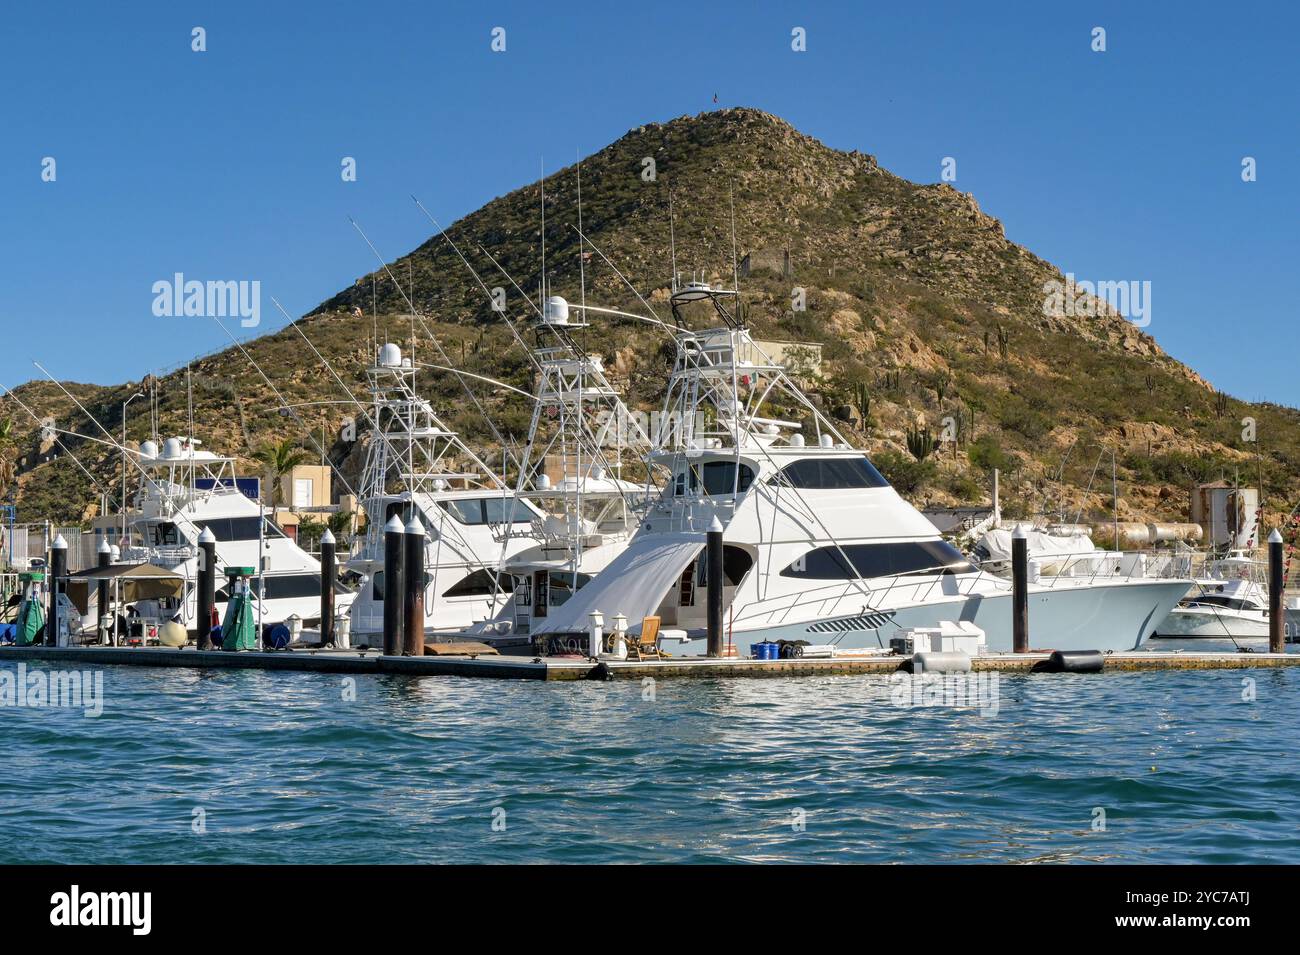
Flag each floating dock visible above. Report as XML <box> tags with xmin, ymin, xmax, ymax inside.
<box><xmin>2</xmin><ymin>644</ymin><xmax>1297</xmax><ymax>681</ymax></box>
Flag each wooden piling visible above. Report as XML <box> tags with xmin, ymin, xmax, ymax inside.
<box><xmin>196</xmin><ymin>526</ymin><xmax>216</xmax><ymax>650</ymax></box>
<box><xmin>706</xmin><ymin>517</ymin><xmax>724</xmax><ymax>658</ymax></box>
<box><xmin>1269</xmin><ymin>528</ymin><xmax>1285</xmax><ymax>654</ymax></box>
<box><xmin>402</xmin><ymin>517</ymin><xmax>425</xmax><ymax>657</ymax></box>
<box><xmin>48</xmin><ymin>534</ymin><xmax>67</xmax><ymax>647</ymax></box>
<box><xmin>96</xmin><ymin>538</ymin><xmax>111</xmax><ymax>643</ymax></box>
<box><xmin>1012</xmin><ymin>526</ymin><xmax>1029</xmax><ymax>654</ymax></box>
<box><xmin>319</xmin><ymin>528</ymin><xmax>336</xmax><ymax>648</ymax></box>
<box><xmin>382</xmin><ymin>516</ymin><xmax>404</xmax><ymax>656</ymax></box>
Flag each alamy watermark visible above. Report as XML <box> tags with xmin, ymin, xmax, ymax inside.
<box><xmin>889</xmin><ymin>671</ymin><xmax>1000</xmax><ymax>717</ymax></box>
<box><xmin>152</xmin><ymin>272</ymin><xmax>261</xmax><ymax>327</ymax></box>
<box><xmin>1</xmin><ymin>663</ymin><xmax>104</xmax><ymax>717</ymax></box>
<box><xmin>1042</xmin><ymin>273</ymin><xmax>1151</xmax><ymax>327</ymax></box>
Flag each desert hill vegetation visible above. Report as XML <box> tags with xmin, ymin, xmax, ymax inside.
<box><xmin>4</xmin><ymin>108</ymin><xmax>1296</xmax><ymax>532</ymax></box>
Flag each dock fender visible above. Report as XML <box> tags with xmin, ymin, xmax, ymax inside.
<box><xmin>1036</xmin><ymin>649</ymin><xmax>1105</xmax><ymax>673</ymax></box>
<box><xmin>585</xmin><ymin>662</ymin><xmax>612</xmax><ymax>681</ymax></box>
<box><xmin>907</xmin><ymin>651</ymin><xmax>972</xmax><ymax>674</ymax></box>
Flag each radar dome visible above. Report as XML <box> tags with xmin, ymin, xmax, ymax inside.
<box><xmin>379</xmin><ymin>343</ymin><xmax>403</xmax><ymax>367</ymax></box>
<box><xmin>542</xmin><ymin>296</ymin><xmax>570</xmax><ymax>324</ymax></box>
<box><xmin>140</xmin><ymin>440</ymin><xmax>159</xmax><ymax>458</ymax></box>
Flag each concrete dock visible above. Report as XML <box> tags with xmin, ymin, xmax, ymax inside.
<box><xmin>2</xmin><ymin>644</ymin><xmax>1297</xmax><ymax>681</ymax></box>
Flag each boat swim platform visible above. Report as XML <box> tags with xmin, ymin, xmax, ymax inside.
<box><xmin>2</xmin><ymin>645</ymin><xmax>1298</xmax><ymax>681</ymax></box>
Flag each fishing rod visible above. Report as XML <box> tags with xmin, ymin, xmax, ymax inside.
<box><xmin>348</xmin><ymin>216</ymin><xmax>523</xmax><ymax>474</ymax></box>
<box><xmin>208</xmin><ymin>314</ymin><xmax>361</xmax><ymax>501</ymax></box>
<box><xmin>0</xmin><ymin>385</ymin><xmax>112</xmax><ymax>497</ymax></box>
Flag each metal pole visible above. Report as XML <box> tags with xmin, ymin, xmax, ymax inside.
<box><xmin>96</xmin><ymin>539</ymin><xmax>111</xmax><ymax>646</ymax></box>
<box><xmin>1012</xmin><ymin>525</ymin><xmax>1029</xmax><ymax>654</ymax></box>
<box><xmin>49</xmin><ymin>534</ymin><xmax>67</xmax><ymax>647</ymax></box>
<box><xmin>706</xmin><ymin>517</ymin><xmax>724</xmax><ymax>658</ymax></box>
<box><xmin>1269</xmin><ymin>528</ymin><xmax>1285</xmax><ymax>654</ymax></box>
<box><xmin>196</xmin><ymin>526</ymin><xmax>216</xmax><ymax>650</ymax></box>
<box><xmin>403</xmin><ymin>517</ymin><xmax>425</xmax><ymax>657</ymax></box>
<box><xmin>320</xmin><ymin>528</ymin><xmax>336</xmax><ymax>648</ymax></box>
<box><xmin>382</xmin><ymin>516</ymin><xmax>404</xmax><ymax>656</ymax></box>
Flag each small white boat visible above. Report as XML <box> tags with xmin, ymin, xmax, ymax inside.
<box><xmin>1156</xmin><ymin>578</ymin><xmax>1270</xmax><ymax>640</ymax></box>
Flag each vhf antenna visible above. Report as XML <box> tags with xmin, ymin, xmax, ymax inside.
<box><xmin>668</xmin><ymin>189</ymin><xmax>678</xmax><ymax>293</ymax></box>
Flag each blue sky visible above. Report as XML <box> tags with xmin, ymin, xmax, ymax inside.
<box><xmin>3</xmin><ymin>1</ymin><xmax>1296</xmax><ymax>405</ymax></box>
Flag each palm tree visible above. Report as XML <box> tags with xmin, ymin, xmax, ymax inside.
<box><xmin>252</xmin><ymin>438</ymin><xmax>310</xmax><ymax>509</ymax></box>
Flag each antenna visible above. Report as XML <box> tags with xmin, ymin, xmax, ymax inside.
<box><xmin>729</xmin><ymin>185</ymin><xmax>740</xmax><ymax>293</ymax></box>
<box><xmin>539</xmin><ymin>156</ymin><xmax>546</xmax><ymax>305</ymax></box>
<box><xmin>576</xmin><ymin>148</ymin><xmax>587</xmax><ymax>319</ymax></box>
<box><xmin>668</xmin><ymin>190</ymin><xmax>678</xmax><ymax>292</ymax></box>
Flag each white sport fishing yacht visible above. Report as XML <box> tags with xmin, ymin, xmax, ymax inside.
<box><xmin>467</xmin><ymin>294</ymin><xmax>657</xmax><ymax>648</ymax></box>
<box><xmin>1155</xmin><ymin>552</ymin><xmax>1274</xmax><ymax>641</ymax></box>
<box><xmin>345</xmin><ymin>343</ymin><xmax>545</xmax><ymax>638</ymax></box>
<box><xmin>533</xmin><ymin>280</ymin><xmax>1192</xmax><ymax>654</ymax></box>
<box><xmin>122</xmin><ymin>436</ymin><xmax>352</xmax><ymax>631</ymax></box>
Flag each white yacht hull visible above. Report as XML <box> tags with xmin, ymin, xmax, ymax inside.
<box><xmin>662</xmin><ymin>578</ymin><xmax>1190</xmax><ymax>655</ymax></box>
<box><xmin>1154</xmin><ymin>608</ymin><xmax>1270</xmax><ymax>640</ymax></box>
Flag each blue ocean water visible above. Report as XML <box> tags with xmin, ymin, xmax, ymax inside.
<box><xmin>2</xmin><ymin>652</ymin><xmax>1298</xmax><ymax>864</ymax></box>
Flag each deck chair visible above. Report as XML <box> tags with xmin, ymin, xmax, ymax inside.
<box><xmin>626</xmin><ymin>615</ymin><xmax>662</xmax><ymax>661</ymax></box>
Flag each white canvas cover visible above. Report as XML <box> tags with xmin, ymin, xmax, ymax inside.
<box><xmin>535</xmin><ymin>532</ymin><xmax>705</xmax><ymax>635</ymax></box>
<box><xmin>974</xmin><ymin>528</ymin><xmax>1098</xmax><ymax>575</ymax></box>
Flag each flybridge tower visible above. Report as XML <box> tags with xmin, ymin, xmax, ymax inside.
<box><xmin>521</xmin><ymin>294</ymin><xmax>652</xmax><ymax>485</ymax></box>
<box><xmin>495</xmin><ymin>295</ymin><xmax>656</xmax><ymax>564</ymax></box>
<box><xmin>357</xmin><ymin>342</ymin><xmax>504</xmax><ymax>500</ymax></box>
<box><xmin>657</xmin><ymin>279</ymin><xmax>847</xmax><ymax>459</ymax></box>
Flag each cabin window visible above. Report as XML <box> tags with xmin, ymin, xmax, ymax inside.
<box><xmin>218</xmin><ymin>574</ymin><xmax>347</xmax><ymax>602</ymax></box>
<box><xmin>437</xmin><ymin>497</ymin><xmax>535</xmax><ymax>525</ymax></box>
<box><xmin>442</xmin><ymin>569</ymin><xmax>515</xmax><ymax>599</ymax></box>
<box><xmin>152</xmin><ymin>522</ymin><xmax>181</xmax><ymax>546</ymax></box>
<box><xmin>780</xmin><ymin>540</ymin><xmax>974</xmax><ymax>580</ymax></box>
<box><xmin>673</xmin><ymin>461</ymin><xmax>755</xmax><ymax>497</ymax></box>
<box><xmin>695</xmin><ymin>546</ymin><xmax>755</xmax><ymax>589</ymax></box>
<box><xmin>547</xmin><ymin>571</ymin><xmax>593</xmax><ymax>607</ymax></box>
<box><xmin>203</xmin><ymin>516</ymin><xmax>286</xmax><ymax>542</ymax></box>
<box><xmin>371</xmin><ymin>570</ymin><xmax>434</xmax><ymax>600</ymax></box>
<box><xmin>770</xmin><ymin>456</ymin><xmax>890</xmax><ymax>490</ymax></box>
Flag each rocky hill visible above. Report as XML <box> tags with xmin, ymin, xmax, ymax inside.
<box><xmin>4</xmin><ymin>108</ymin><xmax>1297</xmax><ymax>531</ymax></box>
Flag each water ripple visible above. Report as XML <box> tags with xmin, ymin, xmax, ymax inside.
<box><xmin>1</xmin><ymin>664</ymin><xmax>1297</xmax><ymax>863</ymax></box>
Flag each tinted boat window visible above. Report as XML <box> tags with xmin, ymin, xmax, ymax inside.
<box><xmin>772</xmin><ymin>456</ymin><xmax>890</xmax><ymax>490</ymax></box>
<box><xmin>674</xmin><ymin>461</ymin><xmax>755</xmax><ymax>496</ymax></box>
<box><xmin>442</xmin><ymin>569</ymin><xmax>516</xmax><ymax>598</ymax></box>
<box><xmin>203</xmin><ymin>517</ymin><xmax>285</xmax><ymax>542</ymax></box>
<box><xmin>438</xmin><ymin>498</ymin><xmax>534</xmax><ymax>525</ymax></box>
<box><xmin>780</xmin><ymin>540</ymin><xmax>974</xmax><ymax>579</ymax></box>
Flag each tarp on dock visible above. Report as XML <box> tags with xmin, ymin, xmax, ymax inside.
<box><xmin>534</xmin><ymin>532</ymin><xmax>705</xmax><ymax>636</ymax></box>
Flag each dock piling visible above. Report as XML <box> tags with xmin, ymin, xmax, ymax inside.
<box><xmin>382</xmin><ymin>516</ymin><xmax>404</xmax><ymax>656</ymax></box>
<box><xmin>1269</xmin><ymin>528</ymin><xmax>1285</xmax><ymax>654</ymax></box>
<box><xmin>402</xmin><ymin>517</ymin><xmax>425</xmax><ymax>657</ymax></box>
<box><xmin>96</xmin><ymin>539</ymin><xmax>111</xmax><ymax>644</ymax></box>
<box><xmin>1012</xmin><ymin>525</ymin><xmax>1029</xmax><ymax>654</ymax></box>
<box><xmin>196</xmin><ymin>526</ymin><xmax>216</xmax><ymax>650</ymax></box>
<box><xmin>706</xmin><ymin>517</ymin><xmax>724</xmax><ymax>658</ymax></box>
<box><xmin>320</xmin><ymin>528</ymin><xmax>336</xmax><ymax>648</ymax></box>
<box><xmin>49</xmin><ymin>534</ymin><xmax>67</xmax><ymax>647</ymax></box>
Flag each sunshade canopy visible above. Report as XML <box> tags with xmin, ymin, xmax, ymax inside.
<box><xmin>535</xmin><ymin>533</ymin><xmax>705</xmax><ymax>635</ymax></box>
<box><xmin>65</xmin><ymin>563</ymin><xmax>185</xmax><ymax>615</ymax></box>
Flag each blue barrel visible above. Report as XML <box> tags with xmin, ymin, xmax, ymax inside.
<box><xmin>209</xmin><ymin>625</ymin><xmax>222</xmax><ymax>647</ymax></box>
<box><xmin>265</xmin><ymin>623</ymin><xmax>291</xmax><ymax>650</ymax></box>
<box><xmin>764</xmin><ymin>641</ymin><xmax>781</xmax><ymax>660</ymax></box>
<box><xmin>750</xmin><ymin>642</ymin><xmax>765</xmax><ymax>659</ymax></box>
<box><xmin>0</xmin><ymin>623</ymin><xmax>14</xmax><ymax>644</ymax></box>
